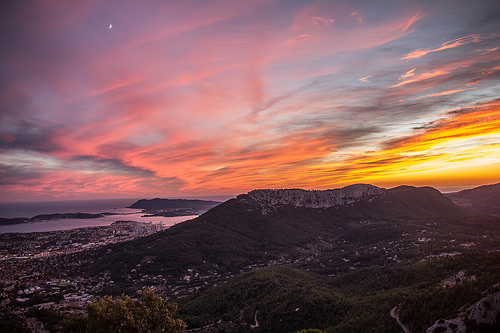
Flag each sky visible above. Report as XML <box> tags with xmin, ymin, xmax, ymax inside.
<box><xmin>1</xmin><ymin>0</ymin><xmax>499</xmax><ymax>202</ymax></box>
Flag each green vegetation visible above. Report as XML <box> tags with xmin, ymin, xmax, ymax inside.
<box><xmin>63</xmin><ymin>288</ymin><xmax>185</xmax><ymax>333</ymax></box>
<box><xmin>179</xmin><ymin>266</ymin><xmax>348</xmax><ymax>332</ymax></box>
<box><xmin>178</xmin><ymin>252</ymin><xmax>500</xmax><ymax>332</ymax></box>
<box><xmin>0</xmin><ymin>317</ymin><xmax>29</xmax><ymax>333</ymax></box>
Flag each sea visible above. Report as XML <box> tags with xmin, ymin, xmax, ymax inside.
<box><xmin>0</xmin><ymin>198</ymin><xmax>198</xmax><ymax>233</ymax></box>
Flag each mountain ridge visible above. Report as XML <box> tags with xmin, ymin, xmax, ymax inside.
<box><xmin>87</xmin><ymin>184</ymin><xmax>476</xmax><ymax>280</ymax></box>
<box><xmin>445</xmin><ymin>182</ymin><xmax>500</xmax><ymax>216</ymax></box>
<box><xmin>242</xmin><ymin>184</ymin><xmax>384</xmax><ymax>213</ymax></box>
<box><xmin>236</xmin><ymin>184</ymin><xmax>465</xmax><ymax>220</ymax></box>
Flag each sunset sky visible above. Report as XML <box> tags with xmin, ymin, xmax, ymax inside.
<box><xmin>1</xmin><ymin>0</ymin><xmax>499</xmax><ymax>202</ymax></box>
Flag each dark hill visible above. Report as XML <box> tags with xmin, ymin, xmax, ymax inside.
<box><xmin>128</xmin><ymin>198</ymin><xmax>221</xmax><ymax>210</ymax></box>
<box><xmin>178</xmin><ymin>252</ymin><xmax>500</xmax><ymax>332</ymax></box>
<box><xmin>445</xmin><ymin>183</ymin><xmax>500</xmax><ymax>216</ymax></box>
<box><xmin>178</xmin><ymin>266</ymin><xmax>348</xmax><ymax>332</ymax></box>
<box><xmin>85</xmin><ymin>185</ymin><xmax>478</xmax><ymax>279</ymax></box>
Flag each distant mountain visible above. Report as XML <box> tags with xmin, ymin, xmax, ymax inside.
<box><xmin>445</xmin><ymin>183</ymin><xmax>500</xmax><ymax>216</ymax></box>
<box><xmin>128</xmin><ymin>198</ymin><xmax>221</xmax><ymax>210</ymax></box>
<box><xmin>0</xmin><ymin>212</ymin><xmax>114</xmax><ymax>225</ymax></box>
<box><xmin>127</xmin><ymin>198</ymin><xmax>221</xmax><ymax>217</ymax></box>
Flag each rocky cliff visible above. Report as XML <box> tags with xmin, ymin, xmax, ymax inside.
<box><xmin>426</xmin><ymin>291</ymin><xmax>500</xmax><ymax>332</ymax></box>
<box><xmin>240</xmin><ymin>184</ymin><xmax>385</xmax><ymax>214</ymax></box>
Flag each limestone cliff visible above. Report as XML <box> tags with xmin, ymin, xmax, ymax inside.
<box><xmin>239</xmin><ymin>184</ymin><xmax>385</xmax><ymax>214</ymax></box>
<box><xmin>426</xmin><ymin>291</ymin><xmax>500</xmax><ymax>332</ymax></box>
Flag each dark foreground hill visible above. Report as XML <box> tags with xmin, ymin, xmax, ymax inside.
<box><xmin>178</xmin><ymin>252</ymin><xmax>500</xmax><ymax>332</ymax></box>
<box><xmin>446</xmin><ymin>182</ymin><xmax>500</xmax><ymax>216</ymax></box>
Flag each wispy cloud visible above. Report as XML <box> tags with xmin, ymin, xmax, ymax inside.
<box><xmin>402</xmin><ymin>34</ymin><xmax>482</xmax><ymax>60</ymax></box>
<box><xmin>399</xmin><ymin>68</ymin><xmax>416</xmax><ymax>80</ymax></box>
<box><xmin>310</xmin><ymin>16</ymin><xmax>334</xmax><ymax>26</ymax></box>
<box><xmin>413</xmin><ymin>88</ymin><xmax>474</xmax><ymax>100</ymax></box>
<box><xmin>350</xmin><ymin>12</ymin><xmax>363</xmax><ymax>25</ymax></box>
<box><xmin>1</xmin><ymin>1</ymin><xmax>499</xmax><ymax>200</ymax></box>
<box><xmin>391</xmin><ymin>69</ymin><xmax>450</xmax><ymax>88</ymax></box>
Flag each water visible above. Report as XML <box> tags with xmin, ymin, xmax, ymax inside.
<box><xmin>0</xmin><ymin>198</ymin><xmax>139</xmax><ymax>218</ymax></box>
<box><xmin>0</xmin><ymin>199</ymin><xmax>198</xmax><ymax>233</ymax></box>
<box><xmin>0</xmin><ymin>214</ymin><xmax>198</xmax><ymax>233</ymax></box>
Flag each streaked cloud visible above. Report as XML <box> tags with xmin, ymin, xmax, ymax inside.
<box><xmin>399</xmin><ymin>68</ymin><xmax>416</xmax><ymax>80</ymax></box>
<box><xmin>402</xmin><ymin>34</ymin><xmax>482</xmax><ymax>60</ymax></box>
<box><xmin>413</xmin><ymin>88</ymin><xmax>474</xmax><ymax>100</ymax></box>
<box><xmin>0</xmin><ymin>0</ymin><xmax>499</xmax><ymax>201</ymax></box>
<box><xmin>350</xmin><ymin>12</ymin><xmax>363</xmax><ymax>25</ymax></box>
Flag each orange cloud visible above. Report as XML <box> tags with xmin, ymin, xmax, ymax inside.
<box><xmin>207</xmin><ymin>99</ymin><xmax>500</xmax><ymax>192</ymax></box>
<box><xmin>399</xmin><ymin>68</ymin><xmax>416</xmax><ymax>80</ymax></box>
<box><xmin>2</xmin><ymin>1</ymin><xmax>499</xmax><ymax>202</ymax></box>
<box><xmin>402</xmin><ymin>34</ymin><xmax>482</xmax><ymax>60</ymax></box>
<box><xmin>335</xmin><ymin>100</ymin><xmax>500</xmax><ymax>184</ymax></box>
<box><xmin>413</xmin><ymin>88</ymin><xmax>474</xmax><ymax>100</ymax></box>
<box><xmin>180</xmin><ymin>100</ymin><xmax>499</xmax><ymax>193</ymax></box>
<box><xmin>390</xmin><ymin>57</ymin><xmax>478</xmax><ymax>88</ymax></box>
<box><xmin>391</xmin><ymin>69</ymin><xmax>450</xmax><ymax>88</ymax></box>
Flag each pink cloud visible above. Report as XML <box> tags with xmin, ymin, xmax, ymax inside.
<box><xmin>310</xmin><ymin>16</ymin><xmax>335</xmax><ymax>26</ymax></box>
<box><xmin>391</xmin><ymin>60</ymin><xmax>474</xmax><ymax>88</ymax></box>
<box><xmin>402</xmin><ymin>34</ymin><xmax>482</xmax><ymax>60</ymax></box>
<box><xmin>2</xmin><ymin>1</ymin><xmax>499</xmax><ymax>201</ymax></box>
<box><xmin>399</xmin><ymin>68</ymin><xmax>416</xmax><ymax>80</ymax></box>
<box><xmin>413</xmin><ymin>88</ymin><xmax>475</xmax><ymax>100</ymax></box>
<box><xmin>350</xmin><ymin>12</ymin><xmax>363</xmax><ymax>25</ymax></box>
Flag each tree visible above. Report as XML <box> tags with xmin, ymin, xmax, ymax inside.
<box><xmin>65</xmin><ymin>288</ymin><xmax>186</xmax><ymax>333</ymax></box>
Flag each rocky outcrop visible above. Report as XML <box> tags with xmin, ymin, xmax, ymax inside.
<box><xmin>426</xmin><ymin>292</ymin><xmax>500</xmax><ymax>332</ymax></box>
<box><xmin>240</xmin><ymin>184</ymin><xmax>385</xmax><ymax>214</ymax></box>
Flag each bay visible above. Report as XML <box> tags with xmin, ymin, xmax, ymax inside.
<box><xmin>0</xmin><ymin>198</ymin><xmax>198</xmax><ymax>233</ymax></box>
<box><xmin>0</xmin><ymin>214</ymin><xmax>198</xmax><ymax>233</ymax></box>
<box><xmin>0</xmin><ymin>198</ymin><xmax>139</xmax><ymax>218</ymax></box>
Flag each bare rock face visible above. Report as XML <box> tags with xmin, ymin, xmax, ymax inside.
<box><xmin>467</xmin><ymin>291</ymin><xmax>500</xmax><ymax>325</ymax></box>
<box><xmin>242</xmin><ymin>184</ymin><xmax>385</xmax><ymax>214</ymax></box>
<box><xmin>426</xmin><ymin>292</ymin><xmax>500</xmax><ymax>333</ymax></box>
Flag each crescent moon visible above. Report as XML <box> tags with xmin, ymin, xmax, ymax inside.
<box><xmin>109</xmin><ymin>24</ymin><xmax>112</xmax><ymax>29</ymax></box>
